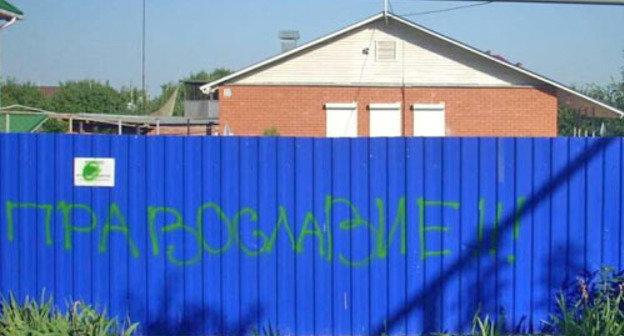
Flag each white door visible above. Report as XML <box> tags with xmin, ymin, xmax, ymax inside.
<box><xmin>413</xmin><ymin>103</ymin><xmax>445</xmax><ymax>136</ymax></box>
<box><xmin>326</xmin><ymin>103</ymin><xmax>357</xmax><ymax>137</ymax></box>
<box><xmin>370</xmin><ymin>103</ymin><xmax>402</xmax><ymax>137</ymax></box>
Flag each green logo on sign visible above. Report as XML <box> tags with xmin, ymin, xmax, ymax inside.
<box><xmin>82</xmin><ymin>161</ymin><xmax>102</xmax><ymax>181</ymax></box>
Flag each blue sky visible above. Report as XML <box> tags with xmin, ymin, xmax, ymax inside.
<box><xmin>2</xmin><ymin>0</ymin><xmax>623</xmax><ymax>97</ymax></box>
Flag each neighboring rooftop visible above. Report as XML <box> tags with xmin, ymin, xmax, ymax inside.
<box><xmin>201</xmin><ymin>11</ymin><xmax>623</xmax><ymax>118</ymax></box>
<box><xmin>0</xmin><ymin>104</ymin><xmax>218</xmax><ymax>135</ymax></box>
<box><xmin>38</xmin><ymin>86</ymin><xmax>58</xmax><ymax>97</ymax></box>
<box><xmin>0</xmin><ymin>114</ymin><xmax>46</xmax><ymax>132</ymax></box>
<box><xmin>0</xmin><ymin>0</ymin><xmax>23</xmax><ymax>20</ymax></box>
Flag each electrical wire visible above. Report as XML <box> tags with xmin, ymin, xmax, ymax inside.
<box><xmin>399</xmin><ymin>1</ymin><xmax>492</xmax><ymax>16</ymax></box>
<box><xmin>142</xmin><ymin>0</ymin><xmax>146</xmax><ymax>114</ymax></box>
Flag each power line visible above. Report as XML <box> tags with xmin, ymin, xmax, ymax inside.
<box><xmin>400</xmin><ymin>1</ymin><xmax>492</xmax><ymax>16</ymax></box>
<box><xmin>396</xmin><ymin>0</ymin><xmax>623</xmax><ymax>5</ymax></box>
<box><xmin>389</xmin><ymin>0</ymin><xmax>396</xmax><ymax>12</ymax></box>
<box><xmin>142</xmin><ymin>0</ymin><xmax>146</xmax><ymax>114</ymax></box>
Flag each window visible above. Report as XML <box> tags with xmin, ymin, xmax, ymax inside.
<box><xmin>376</xmin><ymin>41</ymin><xmax>396</xmax><ymax>61</ymax></box>
<box><xmin>325</xmin><ymin>103</ymin><xmax>358</xmax><ymax>137</ymax></box>
<box><xmin>412</xmin><ymin>103</ymin><xmax>445</xmax><ymax>137</ymax></box>
<box><xmin>369</xmin><ymin>103</ymin><xmax>402</xmax><ymax>137</ymax></box>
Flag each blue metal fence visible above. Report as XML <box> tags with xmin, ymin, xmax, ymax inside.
<box><xmin>0</xmin><ymin>133</ymin><xmax>620</xmax><ymax>335</ymax></box>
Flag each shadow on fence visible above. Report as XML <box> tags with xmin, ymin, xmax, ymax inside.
<box><xmin>373</xmin><ymin>137</ymin><xmax>615</xmax><ymax>335</ymax></box>
<box><xmin>128</xmin><ymin>274</ymin><xmax>264</xmax><ymax>336</ymax></box>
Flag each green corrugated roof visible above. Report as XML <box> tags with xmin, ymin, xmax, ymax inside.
<box><xmin>0</xmin><ymin>0</ymin><xmax>23</xmax><ymax>16</ymax></box>
<box><xmin>0</xmin><ymin>114</ymin><xmax>47</xmax><ymax>132</ymax></box>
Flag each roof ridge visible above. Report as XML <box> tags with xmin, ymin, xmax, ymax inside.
<box><xmin>200</xmin><ymin>11</ymin><xmax>622</xmax><ymax>117</ymax></box>
<box><xmin>0</xmin><ymin>0</ymin><xmax>24</xmax><ymax>18</ymax></box>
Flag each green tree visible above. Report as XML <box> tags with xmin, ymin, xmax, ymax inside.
<box><xmin>186</xmin><ymin>68</ymin><xmax>232</xmax><ymax>82</ymax></box>
<box><xmin>117</xmin><ymin>86</ymin><xmax>150</xmax><ymax>115</ymax></box>
<box><xmin>0</xmin><ymin>79</ymin><xmax>50</xmax><ymax>109</ymax></box>
<box><xmin>151</xmin><ymin>68</ymin><xmax>232</xmax><ymax>117</ymax></box>
<box><xmin>40</xmin><ymin>119</ymin><xmax>69</xmax><ymax>133</ymax></box>
<box><xmin>50</xmin><ymin>80</ymin><xmax>126</xmax><ymax>114</ymax></box>
<box><xmin>559</xmin><ymin>54</ymin><xmax>624</xmax><ymax>135</ymax></box>
<box><xmin>263</xmin><ymin>126</ymin><xmax>280</xmax><ymax>136</ymax></box>
<box><xmin>0</xmin><ymin>80</ymin><xmax>66</xmax><ymax>133</ymax></box>
<box><xmin>583</xmin><ymin>66</ymin><xmax>624</xmax><ymax>111</ymax></box>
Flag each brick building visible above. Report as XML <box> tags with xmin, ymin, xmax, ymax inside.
<box><xmin>201</xmin><ymin>12</ymin><xmax>622</xmax><ymax>137</ymax></box>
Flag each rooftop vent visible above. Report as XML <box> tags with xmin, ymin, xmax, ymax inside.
<box><xmin>279</xmin><ymin>30</ymin><xmax>300</xmax><ymax>53</ymax></box>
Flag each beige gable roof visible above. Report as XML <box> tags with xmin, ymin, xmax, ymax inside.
<box><xmin>201</xmin><ymin>12</ymin><xmax>622</xmax><ymax>118</ymax></box>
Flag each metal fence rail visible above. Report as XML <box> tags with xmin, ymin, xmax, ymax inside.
<box><xmin>0</xmin><ymin>134</ymin><xmax>619</xmax><ymax>335</ymax></box>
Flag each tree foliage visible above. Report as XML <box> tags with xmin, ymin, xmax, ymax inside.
<box><xmin>560</xmin><ymin>54</ymin><xmax>624</xmax><ymax>136</ymax></box>
<box><xmin>583</xmin><ymin>70</ymin><xmax>624</xmax><ymax>112</ymax></box>
<box><xmin>1</xmin><ymin>80</ymin><xmax>50</xmax><ymax>110</ymax></box>
<box><xmin>0</xmin><ymin>80</ymin><xmax>63</xmax><ymax>132</ymax></box>
<box><xmin>558</xmin><ymin>108</ymin><xmax>624</xmax><ymax>136</ymax></box>
<box><xmin>155</xmin><ymin>68</ymin><xmax>232</xmax><ymax>116</ymax></box>
<box><xmin>0</xmin><ymin>67</ymin><xmax>230</xmax><ymax>116</ymax></box>
<box><xmin>262</xmin><ymin>126</ymin><xmax>280</xmax><ymax>136</ymax></box>
<box><xmin>186</xmin><ymin>68</ymin><xmax>232</xmax><ymax>82</ymax></box>
<box><xmin>50</xmin><ymin>80</ymin><xmax>128</xmax><ymax>114</ymax></box>
<box><xmin>0</xmin><ymin>68</ymin><xmax>232</xmax><ymax>132</ymax></box>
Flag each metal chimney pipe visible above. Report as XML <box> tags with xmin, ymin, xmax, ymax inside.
<box><xmin>279</xmin><ymin>30</ymin><xmax>300</xmax><ymax>53</ymax></box>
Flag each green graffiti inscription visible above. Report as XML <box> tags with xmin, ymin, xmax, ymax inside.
<box><xmin>196</xmin><ymin>202</ymin><xmax>235</xmax><ymax>254</ymax></box>
<box><xmin>148</xmin><ymin>206</ymin><xmax>203</xmax><ymax>266</ymax></box>
<box><xmin>6</xmin><ymin>201</ymin><xmax>54</xmax><ymax>245</ymax></box>
<box><xmin>296</xmin><ymin>212</ymin><xmax>326</xmax><ymax>257</ymax></box>
<box><xmin>57</xmin><ymin>201</ymin><xmax>97</xmax><ymax>250</ymax></box>
<box><xmin>99</xmin><ymin>203</ymin><xmax>140</xmax><ymax>258</ymax></box>
<box><xmin>1</xmin><ymin>195</ymin><xmax>528</xmax><ymax>268</ymax></box>
<box><xmin>417</xmin><ymin>198</ymin><xmax>460</xmax><ymax>259</ymax></box>
<box><xmin>335</xmin><ymin>197</ymin><xmax>374</xmax><ymax>267</ymax></box>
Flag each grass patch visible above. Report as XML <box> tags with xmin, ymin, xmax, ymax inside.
<box><xmin>0</xmin><ymin>292</ymin><xmax>138</xmax><ymax>336</ymax></box>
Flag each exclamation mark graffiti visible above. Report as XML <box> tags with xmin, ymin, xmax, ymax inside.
<box><xmin>489</xmin><ymin>202</ymin><xmax>503</xmax><ymax>256</ymax></box>
<box><xmin>475</xmin><ymin>198</ymin><xmax>526</xmax><ymax>263</ymax></box>
<box><xmin>474</xmin><ymin>198</ymin><xmax>486</xmax><ymax>256</ymax></box>
<box><xmin>506</xmin><ymin>197</ymin><xmax>526</xmax><ymax>264</ymax></box>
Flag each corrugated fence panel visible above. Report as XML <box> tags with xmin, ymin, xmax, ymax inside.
<box><xmin>2</xmin><ymin>134</ymin><xmax>624</xmax><ymax>335</ymax></box>
<box><xmin>128</xmin><ymin>135</ymin><xmax>148</xmax><ymax>327</ymax></box>
<box><xmin>350</xmin><ymin>138</ymin><xmax>370</xmax><ymax>336</ymax></box>
<box><xmin>458</xmin><ymin>138</ymin><xmax>479</xmax><ymax>331</ymax></box>
<box><xmin>370</xmin><ymin>138</ymin><xmax>389</xmax><ymax>334</ymax></box>
<box><xmin>296</xmin><ymin>138</ymin><xmax>315</xmax><ymax>336</ymax></box>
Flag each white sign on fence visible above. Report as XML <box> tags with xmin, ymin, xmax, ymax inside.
<box><xmin>74</xmin><ymin>158</ymin><xmax>116</xmax><ymax>187</ymax></box>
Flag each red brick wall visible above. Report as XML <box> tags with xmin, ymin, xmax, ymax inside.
<box><xmin>218</xmin><ymin>85</ymin><xmax>558</xmax><ymax>137</ymax></box>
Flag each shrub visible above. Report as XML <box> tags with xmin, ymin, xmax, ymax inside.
<box><xmin>433</xmin><ymin>312</ymin><xmax>503</xmax><ymax>336</ymax></box>
<box><xmin>40</xmin><ymin>118</ymin><xmax>69</xmax><ymax>133</ymax></box>
<box><xmin>263</xmin><ymin>126</ymin><xmax>280</xmax><ymax>136</ymax></box>
<box><xmin>548</xmin><ymin>266</ymin><xmax>624</xmax><ymax>336</ymax></box>
<box><xmin>472</xmin><ymin>314</ymin><xmax>503</xmax><ymax>336</ymax></box>
<box><xmin>253</xmin><ymin>322</ymin><xmax>281</xmax><ymax>336</ymax></box>
<box><xmin>0</xmin><ymin>293</ymin><xmax>138</xmax><ymax>336</ymax></box>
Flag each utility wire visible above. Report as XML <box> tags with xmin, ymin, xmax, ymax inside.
<box><xmin>400</xmin><ymin>1</ymin><xmax>492</xmax><ymax>16</ymax></box>
<box><xmin>142</xmin><ymin>0</ymin><xmax>146</xmax><ymax>114</ymax></box>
